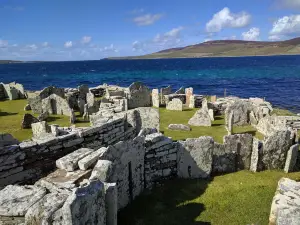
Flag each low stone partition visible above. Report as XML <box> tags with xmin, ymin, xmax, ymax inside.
<box><xmin>0</xmin><ymin>116</ymin><xmax>136</xmax><ymax>188</ymax></box>
<box><xmin>269</xmin><ymin>178</ymin><xmax>300</xmax><ymax>225</ymax></box>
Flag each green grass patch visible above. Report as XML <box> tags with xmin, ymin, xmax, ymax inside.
<box><xmin>159</xmin><ymin>108</ymin><xmax>264</xmax><ymax>143</ymax></box>
<box><xmin>0</xmin><ymin>99</ymin><xmax>90</xmax><ymax>141</ymax></box>
<box><xmin>119</xmin><ymin>170</ymin><xmax>300</xmax><ymax>225</ymax></box>
<box><xmin>271</xmin><ymin>108</ymin><xmax>297</xmax><ymax>116</ymax></box>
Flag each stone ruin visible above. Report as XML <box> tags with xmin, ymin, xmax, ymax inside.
<box><xmin>0</xmin><ymin>82</ymin><xmax>26</xmax><ymax>100</ymax></box>
<box><xmin>1</xmin><ymin>96</ymin><xmax>299</xmax><ymax>224</ymax></box>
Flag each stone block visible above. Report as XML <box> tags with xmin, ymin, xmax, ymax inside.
<box><xmin>78</xmin><ymin>147</ymin><xmax>106</xmax><ymax>170</ymax></box>
<box><xmin>166</xmin><ymin>98</ymin><xmax>183</xmax><ymax>111</ymax></box>
<box><xmin>0</xmin><ymin>185</ymin><xmax>46</xmax><ymax>216</ymax></box>
<box><xmin>168</xmin><ymin>124</ymin><xmax>191</xmax><ymax>131</ymax></box>
<box><xmin>188</xmin><ymin>108</ymin><xmax>211</xmax><ymax>127</ymax></box>
<box><xmin>56</xmin><ymin>148</ymin><xmax>94</xmax><ymax>171</ymax></box>
<box><xmin>284</xmin><ymin>144</ymin><xmax>299</xmax><ymax>173</ymax></box>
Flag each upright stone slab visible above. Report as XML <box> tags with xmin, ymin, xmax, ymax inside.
<box><xmin>208</xmin><ymin>109</ymin><xmax>214</xmax><ymax>121</ymax></box>
<box><xmin>56</xmin><ymin>148</ymin><xmax>94</xmax><ymax>172</ymax></box>
<box><xmin>202</xmin><ymin>98</ymin><xmax>208</xmax><ymax>111</ymax></box>
<box><xmin>31</xmin><ymin>121</ymin><xmax>48</xmax><ymax>138</ymax></box>
<box><xmin>189</xmin><ymin>95</ymin><xmax>195</xmax><ymax>108</ymax></box>
<box><xmin>177</xmin><ymin>137</ymin><xmax>214</xmax><ymax>178</ymax></box>
<box><xmin>262</xmin><ymin>130</ymin><xmax>292</xmax><ymax>170</ymax></box>
<box><xmin>127</xmin><ymin>82</ymin><xmax>151</xmax><ymax>109</ymax></box>
<box><xmin>21</xmin><ymin>114</ymin><xmax>39</xmax><ymax>129</ymax></box>
<box><xmin>226</xmin><ymin>111</ymin><xmax>234</xmax><ymax>135</ymax></box>
<box><xmin>284</xmin><ymin>144</ymin><xmax>299</xmax><ymax>173</ymax></box>
<box><xmin>90</xmin><ymin>160</ymin><xmax>114</xmax><ymax>182</ymax></box>
<box><xmin>250</xmin><ymin>138</ymin><xmax>263</xmax><ymax>172</ymax></box>
<box><xmin>225</xmin><ymin>100</ymin><xmax>253</xmax><ymax>126</ymax></box>
<box><xmin>212</xmin><ymin>142</ymin><xmax>236</xmax><ymax>173</ymax></box>
<box><xmin>185</xmin><ymin>87</ymin><xmax>193</xmax><ymax>105</ymax></box>
<box><xmin>160</xmin><ymin>85</ymin><xmax>172</xmax><ymax>105</ymax></box>
<box><xmin>152</xmin><ymin>89</ymin><xmax>160</xmax><ymax>107</ymax></box>
<box><xmin>211</xmin><ymin>95</ymin><xmax>217</xmax><ymax>103</ymax></box>
<box><xmin>52</xmin><ymin>180</ymin><xmax>106</xmax><ymax>225</ymax></box>
<box><xmin>166</xmin><ymin>98</ymin><xmax>183</xmax><ymax>111</ymax></box>
<box><xmin>188</xmin><ymin>108</ymin><xmax>211</xmax><ymax>126</ymax></box>
<box><xmin>0</xmin><ymin>185</ymin><xmax>46</xmax><ymax>216</ymax></box>
<box><xmin>224</xmin><ymin>134</ymin><xmax>253</xmax><ymax>170</ymax></box>
<box><xmin>104</xmin><ymin>183</ymin><xmax>118</xmax><ymax>225</ymax></box>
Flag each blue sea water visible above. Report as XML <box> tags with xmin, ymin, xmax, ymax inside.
<box><xmin>0</xmin><ymin>55</ymin><xmax>300</xmax><ymax>112</ymax></box>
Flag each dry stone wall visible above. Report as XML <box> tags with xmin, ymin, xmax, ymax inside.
<box><xmin>0</xmin><ymin>117</ymin><xmax>136</xmax><ymax>188</ymax></box>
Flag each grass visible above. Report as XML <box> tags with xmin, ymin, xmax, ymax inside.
<box><xmin>271</xmin><ymin>107</ymin><xmax>298</xmax><ymax>116</ymax></box>
<box><xmin>119</xmin><ymin>170</ymin><xmax>300</xmax><ymax>225</ymax></box>
<box><xmin>159</xmin><ymin>107</ymin><xmax>264</xmax><ymax>143</ymax></box>
<box><xmin>0</xmin><ymin>99</ymin><xmax>90</xmax><ymax>141</ymax></box>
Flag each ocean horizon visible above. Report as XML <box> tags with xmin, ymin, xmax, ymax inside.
<box><xmin>1</xmin><ymin>55</ymin><xmax>300</xmax><ymax>112</ymax></box>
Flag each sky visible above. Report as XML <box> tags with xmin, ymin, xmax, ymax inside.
<box><xmin>1</xmin><ymin>0</ymin><xmax>300</xmax><ymax>61</ymax></box>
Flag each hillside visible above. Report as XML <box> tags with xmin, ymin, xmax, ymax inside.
<box><xmin>114</xmin><ymin>37</ymin><xmax>300</xmax><ymax>59</ymax></box>
<box><xmin>0</xmin><ymin>60</ymin><xmax>23</xmax><ymax>64</ymax></box>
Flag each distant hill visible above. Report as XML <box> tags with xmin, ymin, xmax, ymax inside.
<box><xmin>0</xmin><ymin>60</ymin><xmax>23</xmax><ymax>64</ymax></box>
<box><xmin>112</xmin><ymin>37</ymin><xmax>300</xmax><ymax>59</ymax></box>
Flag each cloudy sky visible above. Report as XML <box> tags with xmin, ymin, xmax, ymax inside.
<box><xmin>1</xmin><ymin>0</ymin><xmax>300</xmax><ymax>61</ymax></box>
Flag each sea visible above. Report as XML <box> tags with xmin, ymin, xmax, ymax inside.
<box><xmin>0</xmin><ymin>55</ymin><xmax>300</xmax><ymax>112</ymax></box>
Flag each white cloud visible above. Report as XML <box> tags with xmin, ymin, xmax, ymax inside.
<box><xmin>81</xmin><ymin>36</ymin><xmax>92</xmax><ymax>44</ymax></box>
<box><xmin>64</xmin><ymin>41</ymin><xmax>73</xmax><ymax>48</ymax></box>
<box><xmin>132</xmin><ymin>41</ymin><xmax>145</xmax><ymax>51</ymax></box>
<box><xmin>103</xmin><ymin>44</ymin><xmax>119</xmax><ymax>53</ymax></box>
<box><xmin>133</xmin><ymin>13</ymin><xmax>163</xmax><ymax>26</ymax></box>
<box><xmin>153</xmin><ymin>26</ymin><xmax>184</xmax><ymax>47</ymax></box>
<box><xmin>26</xmin><ymin>44</ymin><xmax>38</xmax><ymax>50</ymax></box>
<box><xmin>269</xmin><ymin>15</ymin><xmax>300</xmax><ymax>39</ymax></box>
<box><xmin>42</xmin><ymin>42</ymin><xmax>49</xmax><ymax>47</ymax></box>
<box><xmin>206</xmin><ymin>7</ymin><xmax>251</xmax><ymax>33</ymax></box>
<box><xmin>242</xmin><ymin>27</ymin><xmax>260</xmax><ymax>41</ymax></box>
<box><xmin>0</xmin><ymin>40</ymin><xmax>8</xmax><ymax>48</ymax></box>
<box><xmin>204</xmin><ymin>38</ymin><xmax>212</xmax><ymax>42</ymax></box>
<box><xmin>130</xmin><ymin>8</ymin><xmax>144</xmax><ymax>14</ymax></box>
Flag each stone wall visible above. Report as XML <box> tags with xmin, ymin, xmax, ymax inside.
<box><xmin>0</xmin><ymin>117</ymin><xmax>136</xmax><ymax>188</ymax></box>
<box><xmin>144</xmin><ymin>133</ymin><xmax>177</xmax><ymax>189</ymax></box>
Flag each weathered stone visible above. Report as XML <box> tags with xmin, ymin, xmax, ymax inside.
<box><xmin>152</xmin><ymin>89</ymin><xmax>160</xmax><ymax>107</ymax></box>
<box><xmin>249</xmin><ymin>111</ymin><xmax>258</xmax><ymax>125</ymax></box>
<box><xmin>38</xmin><ymin>111</ymin><xmax>49</xmax><ymax>121</ymax></box>
<box><xmin>212</xmin><ymin>143</ymin><xmax>236</xmax><ymax>173</ymax></box>
<box><xmin>177</xmin><ymin>137</ymin><xmax>214</xmax><ymax>178</ymax></box>
<box><xmin>53</xmin><ymin>180</ymin><xmax>106</xmax><ymax>225</ymax></box>
<box><xmin>21</xmin><ymin>114</ymin><xmax>39</xmax><ymax>129</ymax></box>
<box><xmin>82</xmin><ymin>104</ymin><xmax>89</xmax><ymax>121</ymax></box>
<box><xmin>226</xmin><ymin>111</ymin><xmax>234</xmax><ymax>135</ymax></box>
<box><xmin>168</xmin><ymin>124</ymin><xmax>191</xmax><ymax>131</ymax></box>
<box><xmin>24</xmin><ymin>192</ymin><xmax>68</xmax><ymax>225</ymax></box>
<box><xmin>0</xmin><ymin>185</ymin><xmax>46</xmax><ymax>216</ymax></box>
<box><xmin>225</xmin><ymin>100</ymin><xmax>253</xmax><ymax>126</ymax></box>
<box><xmin>189</xmin><ymin>95</ymin><xmax>195</xmax><ymax>108</ymax></box>
<box><xmin>250</xmin><ymin>138</ymin><xmax>263</xmax><ymax>172</ymax></box>
<box><xmin>134</xmin><ymin>107</ymin><xmax>160</xmax><ymax>133</ymax></box>
<box><xmin>284</xmin><ymin>144</ymin><xmax>299</xmax><ymax>173</ymax></box>
<box><xmin>24</xmin><ymin>104</ymin><xmax>31</xmax><ymax>111</ymax></box>
<box><xmin>78</xmin><ymin>98</ymin><xmax>86</xmax><ymax>116</ymax></box>
<box><xmin>127</xmin><ymin>82</ymin><xmax>151</xmax><ymax>109</ymax></box>
<box><xmin>269</xmin><ymin>178</ymin><xmax>300</xmax><ymax>225</ymax></box>
<box><xmin>208</xmin><ymin>109</ymin><xmax>214</xmax><ymax>121</ymax></box>
<box><xmin>188</xmin><ymin>108</ymin><xmax>211</xmax><ymax>126</ymax></box>
<box><xmin>224</xmin><ymin>134</ymin><xmax>253</xmax><ymax>170</ymax></box>
<box><xmin>166</xmin><ymin>98</ymin><xmax>183</xmax><ymax>111</ymax></box>
<box><xmin>78</xmin><ymin>148</ymin><xmax>106</xmax><ymax>170</ymax></box>
<box><xmin>262</xmin><ymin>130</ymin><xmax>292</xmax><ymax>170</ymax></box>
<box><xmin>211</xmin><ymin>95</ymin><xmax>217</xmax><ymax>103</ymax></box>
<box><xmin>56</xmin><ymin>148</ymin><xmax>94</xmax><ymax>172</ymax></box>
<box><xmin>31</xmin><ymin>121</ymin><xmax>48</xmax><ymax>138</ymax></box>
<box><xmin>160</xmin><ymin>85</ymin><xmax>172</xmax><ymax>105</ymax></box>
<box><xmin>38</xmin><ymin>169</ymin><xmax>92</xmax><ymax>191</ymax></box>
<box><xmin>104</xmin><ymin>183</ymin><xmax>117</xmax><ymax>225</ymax></box>
<box><xmin>185</xmin><ymin>88</ymin><xmax>193</xmax><ymax>107</ymax></box>
<box><xmin>202</xmin><ymin>98</ymin><xmax>208</xmax><ymax>111</ymax></box>
<box><xmin>41</xmin><ymin>94</ymin><xmax>72</xmax><ymax>116</ymax></box>
<box><xmin>90</xmin><ymin>160</ymin><xmax>114</xmax><ymax>182</ymax></box>
<box><xmin>70</xmin><ymin>109</ymin><xmax>76</xmax><ymax>124</ymax></box>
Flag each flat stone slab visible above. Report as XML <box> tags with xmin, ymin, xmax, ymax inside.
<box><xmin>38</xmin><ymin>169</ymin><xmax>92</xmax><ymax>190</ymax></box>
<box><xmin>78</xmin><ymin>147</ymin><xmax>106</xmax><ymax>170</ymax></box>
<box><xmin>0</xmin><ymin>185</ymin><xmax>46</xmax><ymax>216</ymax></box>
<box><xmin>168</xmin><ymin>124</ymin><xmax>191</xmax><ymax>131</ymax></box>
<box><xmin>25</xmin><ymin>192</ymin><xmax>68</xmax><ymax>225</ymax></box>
<box><xmin>56</xmin><ymin>148</ymin><xmax>94</xmax><ymax>171</ymax></box>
